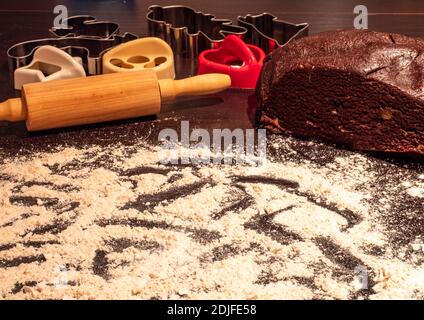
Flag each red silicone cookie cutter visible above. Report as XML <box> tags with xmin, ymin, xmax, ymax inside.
<box><xmin>198</xmin><ymin>35</ymin><xmax>265</xmax><ymax>89</ymax></box>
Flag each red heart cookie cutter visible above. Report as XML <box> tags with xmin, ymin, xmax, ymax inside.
<box><xmin>198</xmin><ymin>35</ymin><xmax>265</xmax><ymax>89</ymax></box>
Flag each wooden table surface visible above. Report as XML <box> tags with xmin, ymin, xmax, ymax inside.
<box><xmin>1</xmin><ymin>0</ymin><xmax>424</xmax><ymax>150</ymax></box>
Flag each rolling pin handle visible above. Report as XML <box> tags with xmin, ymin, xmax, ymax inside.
<box><xmin>159</xmin><ymin>74</ymin><xmax>231</xmax><ymax>103</ymax></box>
<box><xmin>0</xmin><ymin>98</ymin><xmax>27</xmax><ymax>122</ymax></box>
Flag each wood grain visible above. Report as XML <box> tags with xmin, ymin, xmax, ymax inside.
<box><xmin>23</xmin><ymin>70</ymin><xmax>161</xmax><ymax>131</ymax></box>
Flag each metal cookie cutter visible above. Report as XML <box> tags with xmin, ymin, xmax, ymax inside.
<box><xmin>50</xmin><ymin>15</ymin><xmax>120</xmax><ymax>38</ymax></box>
<box><xmin>103</xmin><ymin>38</ymin><xmax>175</xmax><ymax>79</ymax></box>
<box><xmin>146</xmin><ymin>5</ymin><xmax>247</xmax><ymax>58</ymax></box>
<box><xmin>7</xmin><ymin>16</ymin><xmax>138</xmax><ymax>76</ymax></box>
<box><xmin>14</xmin><ymin>45</ymin><xmax>86</xmax><ymax>90</ymax></box>
<box><xmin>238</xmin><ymin>13</ymin><xmax>309</xmax><ymax>53</ymax></box>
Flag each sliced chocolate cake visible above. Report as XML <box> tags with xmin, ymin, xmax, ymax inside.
<box><xmin>257</xmin><ymin>29</ymin><xmax>424</xmax><ymax>155</ymax></box>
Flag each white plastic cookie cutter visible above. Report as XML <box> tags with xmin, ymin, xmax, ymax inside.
<box><xmin>14</xmin><ymin>45</ymin><xmax>86</xmax><ymax>90</ymax></box>
<box><xmin>102</xmin><ymin>38</ymin><xmax>175</xmax><ymax>79</ymax></box>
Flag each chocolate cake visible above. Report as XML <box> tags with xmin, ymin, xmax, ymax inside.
<box><xmin>257</xmin><ymin>29</ymin><xmax>424</xmax><ymax>155</ymax></box>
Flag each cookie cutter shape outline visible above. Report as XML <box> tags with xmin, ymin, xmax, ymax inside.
<box><xmin>7</xmin><ymin>34</ymin><xmax>138</xmax><ymax>76</ymax></box>
<box><xmin>198</xmin><ymin>35</ymin><xmax>265</xmax><ymax>89</ymax></box>
<box><xmin>8</xmin><ymin>15</ymin><xmax>138</xmax><ymax>76</ymax></box>
<box><xmin>49</xmin><ymin>15</ymin><xmax>120</xmax><ymax>39</ymax></box>
<box><xmin>14</xmin><ymin>45</ymin><xmax>86</xmax><ymax>90</ymax></box>
<box><xmin>146</xmin><ymin>5</ymin><xmax>248</xmax><ymax>57</ymax></box>
<box><xmin>237</xmin><ymin>13</ymin><xmax>309</xmax><ymax>54</ymax></box>
<box><xmin>103</xmin><ymin>38</ymin><xmax>176</xmax><ymax>80</ymax></box>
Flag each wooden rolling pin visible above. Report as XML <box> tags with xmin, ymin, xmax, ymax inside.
<box><xmin>0</xmin><ymin>70</ymin><xmax>231</xmax><ymax>131</ymax></box>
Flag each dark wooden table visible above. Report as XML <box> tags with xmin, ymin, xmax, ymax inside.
<box><xmin>1</xmin><ymin>2</ymin><xmax>423</xmax><ymax>301</ymax></box>
<box><xmin>1</xmin><ymin>0</ymin><xmax>424</xmax><ymax>151</ymax></box>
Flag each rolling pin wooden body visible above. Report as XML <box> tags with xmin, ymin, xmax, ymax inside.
<box><xmin>0</xmin><ymin>70</ymin><xmax>231</xmax><ymax>131</ymax></box>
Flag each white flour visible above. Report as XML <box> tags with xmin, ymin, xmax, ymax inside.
<box><xmin>0</xmin><ymin>137</ymin><xmax>422</xmax><ymax>300</ymax></box>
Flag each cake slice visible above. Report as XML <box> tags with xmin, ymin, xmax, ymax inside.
<box><xmin>257</xmin><ymin>29</ymin><xmax>424</xmax><ymax>155</ymax></box>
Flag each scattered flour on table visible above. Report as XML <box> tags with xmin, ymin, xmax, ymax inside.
<box><xmin>0</xmin><ymin>138</ymin><xmax>423</xmax><ymax>300</ymax></box>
